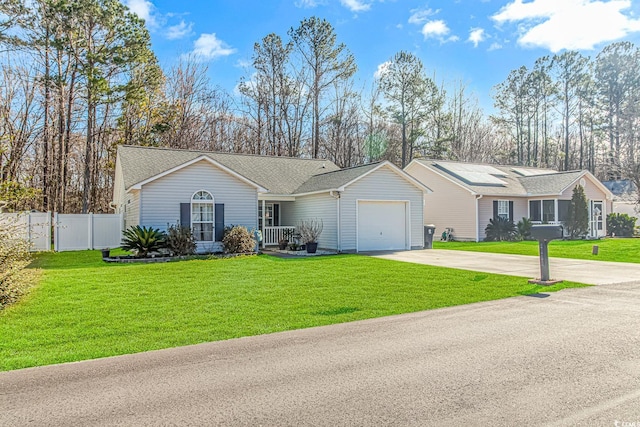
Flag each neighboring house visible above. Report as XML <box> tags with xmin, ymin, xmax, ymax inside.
<box><xmin>113</xmin><ymin>145</ymin><xmax>430</xmax><ymax>253</ymax></box>
<box><xmin>405</xmin><ymin>159</ymin><xmax>613</xmax><ymax>241</ymax></box>
<box><xmin>602</xmin><ymin>179</ymin><xmax>639</xmax><ymax>227</ymax></box>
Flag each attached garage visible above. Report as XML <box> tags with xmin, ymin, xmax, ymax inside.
<box><xmin>357</xmin><ymin>201</ymin><xmax>408</xmax><ymax>251</ymax></box>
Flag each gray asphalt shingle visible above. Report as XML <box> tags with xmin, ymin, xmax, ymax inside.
<box><xmin>118</xmin><ymin>145</ymin><xmax>341</xmax><ymax>194</ymax></box>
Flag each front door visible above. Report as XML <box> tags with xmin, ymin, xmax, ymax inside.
<box><xmin>590</xmin><ymin>200</ymin><xmax>604</xmax><ymax>237</ymax></box>
<box><xmin>258</xmin><ymin>203</ymin><xmax>280</xmax><ymax>229</ymax></box>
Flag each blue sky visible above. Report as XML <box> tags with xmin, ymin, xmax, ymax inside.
<box><xmin>123</xmin><ymin>0</ymin><xmax>640</xmax><ymax>112</ymax></box>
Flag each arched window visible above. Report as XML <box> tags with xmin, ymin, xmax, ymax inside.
<box><xmin>192</xmin><ymin>190</ymin><xmax>214</xmax><ymax>242</ymax></box>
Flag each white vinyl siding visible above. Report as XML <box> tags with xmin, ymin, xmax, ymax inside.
<box><xmin>405</xmin><ymin>162</ymin><xmax>477</xmax><ymax>241</ymax></box>
<box><xmin>283</xmin><ymin>193</ymin><xmax>337</xmax><ymax>250</ymax></box>
<box><xmin>560</xmin><ymin>175</ymin><xmax>608</xmax><ymax>201</ymax></box>
<box><xmin>124</xmin><ymin>191</ymin><xmax>140</xmax><ymax>230</ymax></box>
<box><xmin>340</xmin><ymin>166</ymin><xmax>423</xmax><ymax>251</ymax></box>
<box><xmin>140</xmin><ymin>159</ymin><xmax>258</xmax><ymax>232</ymax></box>
<box><xmin>478</xmin><ymin>198</ymin><xmax>527</xmax><ymax>241</ymax></box>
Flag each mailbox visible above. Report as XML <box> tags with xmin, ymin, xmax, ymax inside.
<box><xmin>530</xmin><ymin>224</ymin><xmax>563</xmax><ymax>283</ymax></box>
<box><xmin>530</xmin><ymin>224</ymin><xmax>563</xmax><ymax>241</ymax></box>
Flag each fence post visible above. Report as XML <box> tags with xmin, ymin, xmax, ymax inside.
<box><xmin>26</xmin><ymin>212</ymin><xmax>32</xmax><ymax>244</ymax></box>
<box><xmin>46</xmin><ymin>211</ymin><xmax>52</xmax><ymax>251</ymax></box>
<box><xmin>88</xmin><ymin>213</ymin><xmax>94</xmax><ymax>250</ymax></box>
<box><xmin>53</xmin><ymin>212</ymin><xmax>59</xmax><ymax>252</ymax></box>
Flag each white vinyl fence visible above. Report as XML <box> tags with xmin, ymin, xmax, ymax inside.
<box><xmin>54</xmin><ymin>213</ymin><xmax>123</xmax><ymax>251</ymax></box>
<box><xmin>0</xmin><ymin>212</ymin><xmax>51</xmax><ymax>252</ymax></box>
<box><xmin>0</xmin><ymin>212</ymin><xmax>123</xmax><ymax>252</ymax></box>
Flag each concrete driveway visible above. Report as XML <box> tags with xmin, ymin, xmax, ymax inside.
<box><xmin>1</xmin><ymin>282</ymin><xmax>640</xmax><ymax>426</ymax></box>
<box><xmin>370</xmin><ymin>249</ymin><xmax>640</xmax><ymax>285</ymax></box>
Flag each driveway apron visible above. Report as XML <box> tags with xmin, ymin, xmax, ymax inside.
<box><xmin>368</xmin><ymin>249</ymin><xmax>640</xmax><ymax>285</ymax></box>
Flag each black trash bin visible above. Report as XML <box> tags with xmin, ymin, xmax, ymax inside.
<box><xmin>424</xmin><ymin>224</ymin><xmax>436</xmax><ymax>249</ymax></box>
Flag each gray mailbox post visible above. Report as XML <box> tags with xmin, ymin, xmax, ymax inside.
<box><xmin>530</xmin><ymin>224</ymin><xmax>564</xmax><ymax>283</ymax></box>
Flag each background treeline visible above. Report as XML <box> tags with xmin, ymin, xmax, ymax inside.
<box><xmin>1</xmin><ymin>0</ymin><xmax>638</xmax><ymax>213</ymax></box>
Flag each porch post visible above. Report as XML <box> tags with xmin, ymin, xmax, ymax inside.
<box><xmin>261</xmin><ymin>199</ymin><xmax>266</xmax><ymax>248</ymax></box>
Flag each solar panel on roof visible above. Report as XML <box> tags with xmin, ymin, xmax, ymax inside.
<box><xmin>512</xmin><ymin>167</ymin><xmax>556</xmax><ymax>176</ymax></box>
<box><xmin>436</xmin><ymin>162</ymin><xmax>508</xmax><ymax>177</ymax></box>
<box><xmin>434</xmin><ymin>162</ymin><xmax>508</xmax><ymax>186</ymax></box>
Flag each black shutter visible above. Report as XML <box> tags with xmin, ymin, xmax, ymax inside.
<box><xmin>180</xmin><ymin>203</ymin><xmax>190</xmax><ymax>228</ymax></box>
<box><xmin>508</xmin><ymin>201</ymin><xmax>514</xmax><ymax>222</ymax></box>
<box><xmin>215</xmin><ymin>203</ymin><xmax>224</xmax><ymax>241</ymax></box>
<box><xmin>492</xmin><ymin>200</ymin><xmax>498</xmax><ymax>219</ymax></box>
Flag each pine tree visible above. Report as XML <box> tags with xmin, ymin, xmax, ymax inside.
<box><xmin>567</xmin><ymin>185</ymin><xmax>589</xmax><ymax>238</ymax></box>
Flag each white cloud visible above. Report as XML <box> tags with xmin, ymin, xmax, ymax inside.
<box><xmin>468</xmin><ymin>28</ymin><xmax>485</xmax><ymax>47</ymax></box>
<box><xmin>165</xmin><ymin>20</ymin><xmax>193</xmax><ymax>40</ymax></box>
<box><xmin>295</xmin><ymin>0</ymin><xmax>323</xmax><ymax>7</ymax></box>
<box><xmin>341</xmin><ymin>0</ymin><xmax>372</xmax><ymax>12</ymax></box>
<box><xmin>421</xmin><ymin>20</ymin><xmax>458</xmax><ymax>42</ymax></box>
<box><xmin>492</xmin><ymin>0</ymin><xmax>640</xmax><ymax>52</ymax></box>
<box><xmin>123</xmin><ymin>0</ymin><xmax>158</xmax><ymax>27</ymax></box>
<box><xmin>408</xmin><ymin>7</ymin><xmax>436</xmax><ymax>25</ymax></box>
<box><xmin>186</xmin><ymin>33</ymin><xmax>236</xmax><ymax>61</ymax></box>
<box><xmin>373</xmin><ymin>60</ymin><xmax>391</xmax><ymax>79</ymax></box>
<box><xmin>488</xmin><ymin>42</ymin><xmax>503</xmax><ymax>51</ymax></box>
<box><xmin>236</xmin><ymin>58</ymin><xmax>252</xmax><ymax>69</ymax></box>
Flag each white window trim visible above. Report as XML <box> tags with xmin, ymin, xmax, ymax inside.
<box><xmin>191</xmin><ymin>190</ymin><xmax>214</xmax><ymax>242</ymax></box>
<box><xmin>497</xmin><ymin>200</ymin><xmax>509</xmax><ymax>220</ymax></box>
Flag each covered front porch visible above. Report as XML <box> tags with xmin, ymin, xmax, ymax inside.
<box><xmin>528</xmin><ymin>198</ymin><xmax>606</xmax><ymax>238</ymax></box>
<box><xmin>259</xmin><ymin>198</ymin><xmax>296</xmax><ymax>247</ymax></box>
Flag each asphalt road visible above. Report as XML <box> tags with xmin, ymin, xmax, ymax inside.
<box><xmin>2</xmin><ymin>282</ymin><xmax>640</xmax><ymax>426</ymax></box>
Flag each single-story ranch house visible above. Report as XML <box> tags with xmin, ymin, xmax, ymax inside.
<box><xmin>113</xmin><ymin>145</ymin><xmax>431</xmax><ymax>253</ymax></box>
<box><xmin>405</xmin><ymin>159</ymin><xmax>613</xmax><ymax>241</ymax></box>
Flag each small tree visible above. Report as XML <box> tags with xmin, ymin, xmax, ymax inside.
<box><xmin>222</xmin><ymin>226</ymin><xmax>255</xmax><ymax>254</ymax></box>
<box><xmin>566</xmin><ymin>185</ymin><xmax>589</xmax><ymax>238</ymax></box>
<box><xmin>607</xmin><ymin>213</ymin><xmax>637</xmax><ymax>237</ymax></box>
<box><xmin>0</xmin><ymin>218</ymin><xmax>33</xmax><ymax>309</ymax></box>
<box><xmin>298</xmin><ymin>219</ymin><xmax>323</xmax><ymax>244</ymax></box>
<box><xmin>166</xmin><ymin>224</ymin><xmax>196</xmax><ymax>256</ymax></box>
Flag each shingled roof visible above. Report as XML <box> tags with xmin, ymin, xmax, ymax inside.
<box><xmin>519</xmin><ymin>171</ymin><xmax>585</xmax><ymax>196</ymax></box>
<box><xmin>412</xmin><ymin>159</ymin><xmax>601</xmax><ymax>197</ymax></box>
<box><xmin>293</xmin><ymin>163</ymin><xmax>382</xmax><ymax>194</ymax></box>
<box><xmin>117</xmin><ymin>145</ymin><xmax>341</xmax><ymax>195</ymax></box>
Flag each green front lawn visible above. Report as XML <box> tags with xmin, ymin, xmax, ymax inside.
<box><xmin>0</xmin><ymin>251</ymin><xmax>586</xmax><ymax>371</ymax></box>
<box><xmin>433</xmin><ymin>238</ymin><xmax>640</xmax><ymax>263</ymax></box>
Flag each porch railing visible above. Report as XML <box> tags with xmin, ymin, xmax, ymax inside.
<box><xmin>263</xmin><ymin>226</ymin><xmax>296</xmax><ymax>246</ymax></box>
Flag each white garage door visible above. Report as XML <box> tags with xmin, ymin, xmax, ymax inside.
<box><xmin>357</xmin><ymin>201</ymin><xmax>407</xmax><ymax>251</ymax></box>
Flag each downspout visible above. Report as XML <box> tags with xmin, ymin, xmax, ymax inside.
<box><xmin>475</xmin><ymin>194</ymin><xmax>483</xmax><ymax>242</ymax></box>
<box><xmin>261</xmin><ymin>199</ymin><xmax>266</xmax><ymax>249</ymax></box>
<box><xmin>330</xmin><ymin>191</ymin><xmax>341</xmax><ymax>252</ymax></box>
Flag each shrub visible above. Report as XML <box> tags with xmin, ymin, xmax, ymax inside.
<box><xmin>166</xmin><ymin>224</ymin><xmax>196</xmax><ymax>255</ymax></box>
<box><xmin>485</xmin><ymin>217</ymin><xmax>517</xmax><ymax>241</ymax></box>
<box><xmin>222</xmin><ymin>225</ymin><xmax>255</xmax><ymax>253</ymax></box>
<box><xmin>607</xmin><ymin>213</ymin><xmax>637</xmax><ymax>237</ymax></box>
<box><xmin>516</xmin><ymin>217</ymin><xmax>533</xmax><ymax>240</ymax></box>
<box><xmin>298</xmin><ymin>218</ymin><xmax>323</xmax><ymax>244</ymax></box>
<box><xmin>0</xmin><ymin>218</ymin><xmax>33</xmax><ymax>309</ymax></box>
<box><xmin>566</xmin><ymin>185</ymin><xmax>589</xmax><ymax>239</ymax></box>
<box><xmin>121</xmin><ymin>225</ymin><xmax>167</xmax><ymax>257</ymax></box>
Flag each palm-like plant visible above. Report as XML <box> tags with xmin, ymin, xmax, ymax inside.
<box><xmin>121</xmin><ymin>225</ymin><xmax>167</xmax><ymax>257</ymax></box>
<box><xmin>517</xmin><ymin>217</ymin><xmax>533</xmax><ymax>240</ymax></box>
<box><xmin>485</xmin><ymin>217</ymin><xmax>517</xmax><ymax>242</ymax></box>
